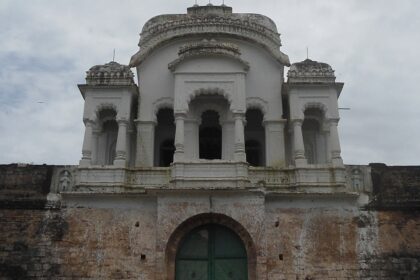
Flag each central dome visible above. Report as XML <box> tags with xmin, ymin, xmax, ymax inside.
<box><xmin>129</xmin><ymin>4</ymin><xmax>289</xmax><ymax>67</ymax></box>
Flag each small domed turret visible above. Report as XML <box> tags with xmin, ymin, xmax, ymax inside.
<box><xmin>85</xmin><ymin>61</ymin><xmax>135</xmax><ymax>86</ymax></box>
<box><xmin>288</xmin><ymin>59</ymin><xmax>336</xmax><ymax>84</ymax></box>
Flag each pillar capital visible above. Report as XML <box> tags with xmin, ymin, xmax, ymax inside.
<box><xmin>262</xmin><ymin>119</ymin><xmax>287</xmax><ymax>127</ymax></box>
<box><xmin>117</xmin><ymin>118</ymin><xmax>129</xmax><ymax>125</ymax></box>
<box><xmin>291</xmin><ymin>119</ymin><xmax>303</xmax><ymax>126</ymax></box>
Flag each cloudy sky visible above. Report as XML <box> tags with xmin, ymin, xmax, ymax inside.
<box><xmin>0</xmin><ymin>0</ymin><xmax>419</xmax><ymax>165</ymax></box>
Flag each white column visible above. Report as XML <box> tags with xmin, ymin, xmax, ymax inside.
<box><xmin>79</xmin><ymin>119</ymin><xmax>94</xmax><ymax>167</ymax></box>
<box><xmin>135</xmin><ymin>121</ymin><xmax>155</xmax><ymax>167</ymax></box>
<box><xmin>329</xmin><ymin>119</ymin><xmax>344</xmax><ymax>167</ymax></box>
<box><xmin>222</xmin><ymin>120</ymin><xmax>234</xmax><ymax>160</ymax></box>
<box><xmin>292</xmin><ymin>119</ymin><xmax>307</xmax><ymax>167</ymax></box>
<box><xmin>234</xmin><ymin>113</ymin><xmax>246</xmax><ymax>162</ymax></box>
<box><xmin>91</xmin><ymin>131</ymin><xmax>99</xmax><ymax>165</ymax></box>
<box><xmin>185</xmin><ymin>119</ymin><xmax>199</xmax><ymax>159</ymax></box>
<box><xmin>173</xmin><ymin>112</ymin><xmax>186</xmax><ymax>162</ymax></box>
<box><xmin>264</xmin><ymin>119</ymin><xmax>286</xmax><ymax>167</ymax></box>
<box><xmin>114</xmin><ymin>119</ymin><xmax>128</xmax><ymax>167</ymax></box>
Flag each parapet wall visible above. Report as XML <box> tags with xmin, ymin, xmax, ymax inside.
<box><xmin>0</xmin><ymin>164</ymin><xmax>419</xmax><ymax>279</ymax></box>
<box><xmin>369</xmin><ymin>163</ymin><xmax>420</xmax><ymax>209</ymax></box>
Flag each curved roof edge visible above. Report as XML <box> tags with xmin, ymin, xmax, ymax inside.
<box><xmin>129</xmin><ymin>5</ymin><xmax>290</xmax><ymax>67</ymax></box>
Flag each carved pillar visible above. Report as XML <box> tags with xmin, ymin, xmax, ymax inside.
<box><xmin>329</xmin><ymin>119</ymin><xmax>343</xmax><ymax>166</ymax></box>
<box><xmin>234</xmin><ymin>113</ymin><xmax>246</xmax><ymax>162</ymax></box>
<box><xmin>174</xmin><ymin>112</ymin><xmax>186</xmax><ymax>162</ymax></box>
<box><xmin>114</xmin><ymin>119</ymin><xmax>128</xmax><ymax>167</ymax></box>
<box><xmin>264</xmin><ymin>119</ymin><xmax>286</xmax><ymax>167</ymax></box>
<box><xmin>79</xmin><ymin>119</ymin><xmax>95</xmax><ymax>167</ymax></box>
<box><xmin>135</xmin><ymin>121</ymin><xmax>155</xmax><ymax>167</ymax></box>
<box><xmin>292</xmin><ymin>119</ymin><xmax>307</xmax><ymax>167</ymax></box>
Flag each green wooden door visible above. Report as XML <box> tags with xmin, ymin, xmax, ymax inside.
<box><xmin>176</xmin><ymin>224</ymin><xmax>248</xmax><ymax>280</ymax></box>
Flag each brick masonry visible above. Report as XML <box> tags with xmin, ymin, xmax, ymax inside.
<box><xmin>0</xmin><ymin>164</ymin><xmax>419</xmax><ymax>280</ymax></box>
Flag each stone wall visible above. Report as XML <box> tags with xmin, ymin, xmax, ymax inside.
<box><xmin>0</xmin><ymin>164</ymin><xmax>419</xmax><ymax>279</ymax></box>
<box><xmin>0</xmin><ymin>164</ymin><xmax>52</xmax><ymax>209</ymax></box>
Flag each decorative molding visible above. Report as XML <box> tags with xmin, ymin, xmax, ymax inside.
<box><xmin>94</xmin><ymin>103</ymin><xmax>118</xmax><ymax>124</ymax></box>
<box><xmin>186</xmin><ymin>84</ymin><xmax>234</xmax><ymax>107</ymax></box>
<box><xmin>303</xmin><ymin>102</ymin><xmax>328</xmax><ymax>115</ymax></box>
<box><xmin>288</xmin><ymin>59</ymin><xmax>336</xmax><ymax>84</ymax></box>
<box><xmin>85</xmin><ymin>61</ymin><xmax>135</xmax><ymax>86</ymax></box>
<box><xmin>246</xmin><ymin>97</ymin><xmax>268</xmax><ymax>116</ymax></box>
<box><xmin>152</xmin><ymin>97</ymin><xmax>174</xmax><ymax>121</ymax></box>
<box><xmin>168</xmin><ymin>39</ymin><xmax>250</xmax><ymax>71</ymax></box>
<box><xmin>129</xmin><ymin>7</ymin><xmax>290</xmax><ymax>67</ymax></box>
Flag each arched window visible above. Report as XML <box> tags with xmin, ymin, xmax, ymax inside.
<box><xmin>103</xmin><ymin>120</ymin><xmax>118</xmax><ymax>165</ymax></box>
<box><xmin>176</xmin><ymin>224</ymin><xmax>248</xmax><ymax>280</ymax></box>
<box><xmin>245</xmin><ymin>109</ymin><xmax>265</xmax><ymax>166</ymax></box>
<box><xmin>154</xmin><ymin>108</ymin><xmax>175</xmax><ymax>166</ymax></box>
<box><xmin>302</xmin><ymin>108</ymin><xmax>327</xmax><ymax>164</ymax></box>
<box><xmin>199</xmin><ymin>110</ymin><xmax>222</xmax><ymax>160</ymax></box>
<box><xmin>96</xmin><ymin>108</ymin><xmax>118</xmax><ymax>165</ymax></box>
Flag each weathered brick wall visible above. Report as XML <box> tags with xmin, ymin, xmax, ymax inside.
<box><xmin>370</xmin><ymin>163</ymin><xmax>420</xmax><ymax>209</ymax></box>
<box><xmin>0</xmin><ymin>164</ymin><xmax>52</xmax><ymax>209</ymax></box>
<box><xmin>0</xmin><ymin>164</ymin><xmax>419</xmax><ymax>279</ymax></box>
<box><xmin>0</xmin><ymin>208</ymin><xmax>157</xmax><ymax>279</ymax></box>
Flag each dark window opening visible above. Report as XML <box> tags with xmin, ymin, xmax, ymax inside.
<box><xmin>160</xmin><ymin>139</ymin><xmax>175</xmax><ymax>167</ymax></box>
<box><xmin>199</xmin><ymin>110</ymin><xmax>222</xmax><ymax>160</ymax></box>
<box><xmin>245</xmin><ymin>140</ymin><xmax>261</xmax><ymax>166</ymax></box>
<box><xmin>245</xmin><ymin>109</ymin><xmax>265</xmax><ymax>166</ymax></box>
<box><xmin>154</xmin><ymin>108</ymin><xmax>175</xmax><ymax>166</ymax></box>
<box><xmin>102</xmin><ymin>120</ymin><xmax>118</xmax><ymax>165</ymax></box>
<box><xmin>302</xmin><ymin>108</ymin><xmax>326</xmax><ymax>164</ymax></box>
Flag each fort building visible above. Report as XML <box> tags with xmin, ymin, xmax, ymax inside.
<box><xmin>0</xmin><ymin>4</ymin><xmax>419</xmax><ymax>280</ymax></box>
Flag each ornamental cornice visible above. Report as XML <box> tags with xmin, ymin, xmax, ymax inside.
<box><xmin>130</xmin><ymin>11</ymin><xmax>290</xmax><ymax>67</ymax></box>
<box><xmin>85</xmin><ymin>61</ymin><xmax>135</xmax><ymax>86</ymax></box>
<box><xmin>168</xmin><ymin>39</ymin><xmax>250</xmax><ymax>71</ymax></box>
<box><xmin>288</xmin><ymin>59</ymin><xmax>336</xmax><ymax>84</ymax></box>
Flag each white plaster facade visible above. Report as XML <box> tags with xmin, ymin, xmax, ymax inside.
<box><xmin>75</xmin><ymin>4</ymin><xmax>347</xmax><ymax>191</ymax></box>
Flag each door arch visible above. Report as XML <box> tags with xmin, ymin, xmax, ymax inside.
<box><xmin>176</xmin><ymin>224</ymin><xmax>247</xmax><ymax>280</ymax></box>
<box><xmin>166</xmin><ymin>213</ymin><xmax>257</xmax><ymax>280</ymax></box>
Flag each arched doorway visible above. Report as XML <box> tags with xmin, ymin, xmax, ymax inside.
<box><xmin>176</xmin><ymin>224</ymin><xmax>248</xmax><ymax>280</ymax></box>
<box><xmin>166</xmin><ymin>213</ymin><xmax>257</xmax><ymax>280</ymax></box>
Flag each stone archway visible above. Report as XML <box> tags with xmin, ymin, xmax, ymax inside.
<box><xmin>165</xmin><ymin>213</ymin><xmax>257</xmax><ymax>280</ymax></box>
